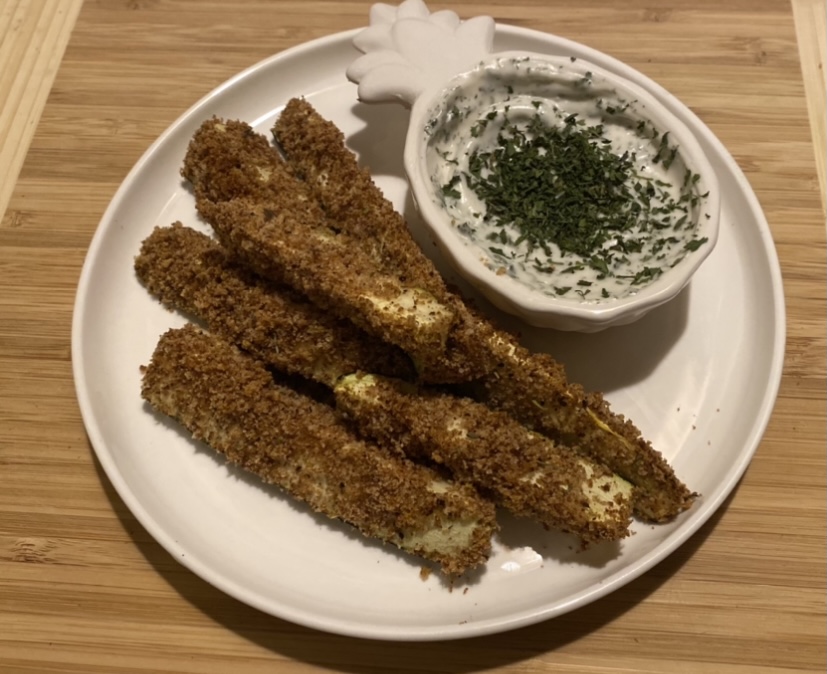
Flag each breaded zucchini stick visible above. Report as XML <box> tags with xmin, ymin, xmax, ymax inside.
<box><xmin>476</xmin><ymin>335</ymin><xmax>696</xmax><ymax>523</ymax></box>
<box><xmin>335</xmin><ymin>373</ymin><xmax>634</xmax><ymax>544</ymax></box>
<box><xmin>134</xmin><ymin>222</ymin><xmax>414</xmax><ymax>386</ymax></box>
<box><xmin>273</xmin><ymin>99</ymin><xmax>498</xmax><ymax>383</ymax></box>
<box><xmin>273</xmin><ymin>100</ymin><xmax>695</xmax><ymax>522</ymax></box>
<box><xmin>141</xmin><ymin>324</ymin><xmax>497</xmax><ymax>576</ymax></box>
<box><xmin>201</xmin><ymin>196</ymin><xmax>459</xmax><ymax>372</ymax></box>
<box><xmin>135</xmin><ymin>231</ymin><xmax>633</xmax><ymax>539</ymax></box>
<box><xmin>273</xmin><ymin>98</ymin><xmax>445</xmax><ymax>293</ymax></box>
<box><xmin>181</xmin><ymin>118</ymin><xmax>491</xmax><ymax>384</ymax></box>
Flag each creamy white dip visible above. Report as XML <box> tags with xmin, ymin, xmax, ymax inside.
<box><xmin>423</xmin><ymin>56</ymin><xmax>710</xmax><ymax>303</ymax></box>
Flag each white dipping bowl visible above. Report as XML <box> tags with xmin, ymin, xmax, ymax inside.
<box><xmin>404</xmin><ymin>52</ymin><xmax>720</xmax><ymax>332</ymax></box>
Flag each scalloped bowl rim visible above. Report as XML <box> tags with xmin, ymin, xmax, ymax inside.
<box><xmin>403</xmin><ymin>50</ymin><xmax>721</xmax><ymax>331</ymax></box>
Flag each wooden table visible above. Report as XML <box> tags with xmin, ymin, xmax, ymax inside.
<box><xmin>2</xmin><ymin>1</ymin><xmax>825</xmax><ymax>672</ymax></box>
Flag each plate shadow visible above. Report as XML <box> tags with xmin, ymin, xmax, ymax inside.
<box><xmin>347</xmin><ymin>101</ymin><xmax>410</xmax><ymax>182</ymax></box>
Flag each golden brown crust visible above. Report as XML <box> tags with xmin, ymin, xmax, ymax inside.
<box><xmin>134</xmin><ymin>222</ymin><xmax>414</xmax><ymax>386</ymax></box>
<box><xmin>201</xmin><ymin>196</ymin><xmax>459</xmax><ymax>365</ymax></box>
<box><xmin>182</xmin><ymin>117</ymin><xmax>309</xmax><ymax>209</ymax></box>
<box><xmin>335</xmin><ymin>374</ymin><xmax>633</xmax><ymax>544</ymax></box>
<box><xmin>182</xmin><ymin>117</ymin><xmax>491</xmax><ymax>384</ymax></box>
<box><xmin>476</xmin><ymin>342</ymin><xmax>697</xmax><ymax>522</ymax></box>
<box><xmin>134</xmin><ymin>224</ymin><xmax>635</xmax><ymax>537</ymax></box>
<box><xmin>140</xmin><ymin>325</ymin><xmax>496</xmax><ymax>576</ymax></box>
<box><xmin>274</xmin><ymin>99</ymin><xmax>500</xmax><ymax>384</ymax></box>
<box><xmin>274</xmin><ymin>98</ymin><xmax>446</xmax><ymax>292</ymax></box>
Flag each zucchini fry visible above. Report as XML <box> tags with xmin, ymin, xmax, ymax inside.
<box><xmin>141</xmin><ymin>324</ymin><xmax>497</xmax><ymax>576</ymax></box>
<box><xmin>477</xmin><ymin>335</ymin><xmax>697</xmax><ymax>522</ymax></box>
<box><xmin>182</xmin><ymin>118</ymin><xmax>491</xmax><ymax>384</ymax></box>
<box><xmin>335</xmin><ymin>373</ymin><xmax>634</xmax><ymax>544</ymax></box>
<box><xmin>134</xmin><ymin>228</ymin><xmax>633</xmax><ymax>539</ymax></box>
<box><xmin>273</xmin><ymin>98</ymin><xmax>498</xmax><ymax>384</ymax></box>
<box><xmin>201</xmin><ymin>196</ymin><xmax>458</xmax><ymax>366</ymax></box>
<box><xmin>273</xmin><ymin>97</ymin><xmax>445</xmax><ymax>292</ymax></box>
<box><xmin>134</xmin><ymin>222</ymin><xmax>414</xmax><ymax>386</ymax></box>
<box><xmin>272</xmin><ymin>99</ymin><xmax>695</xmax><ymax>522</ymax></box>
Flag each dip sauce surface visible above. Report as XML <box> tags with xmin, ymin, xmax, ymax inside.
<box><xmin>424</xmin><ymin>56</ymin><xmax>709</xmax><ymax>303</ymax></box>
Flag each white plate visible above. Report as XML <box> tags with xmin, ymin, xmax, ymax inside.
<box><xmin>72</xmin><ymin>24</ymin><xmax>785</xmax><ymax>641</ymax></box>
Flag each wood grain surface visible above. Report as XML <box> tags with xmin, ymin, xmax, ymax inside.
<box><xmin>793</xmin><ymin>0</ymin><xmax>827</xmax><ymax>212</ymax></box>
<box><xmin>1</xmin><ymin>1</ymin><xmax>825</xmax><ymax>672</ymax></box>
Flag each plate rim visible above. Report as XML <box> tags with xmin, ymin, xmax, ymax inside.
<box><xmin>71</xmin><ymin>23</ymin><xmax>786</xmax><ymax>641</ymax></box>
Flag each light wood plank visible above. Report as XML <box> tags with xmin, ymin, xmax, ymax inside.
<box><xmin>0</xmin><ymin>0</ymin><xmax>84</xmax><ymax>223</ymax></box>
<box><xmin>792</xmin><ymin>0</ymin><xmax>827</xmax><ymax>212</ymax></box>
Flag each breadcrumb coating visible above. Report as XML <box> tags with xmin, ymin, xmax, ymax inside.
<box><xmin>181</xmin><ymin>117</ymin><xmax>305</xmax><ymax>208</ymax></box>
<box><xmin>201</xmin><ymin>195</ymin><xmax>460</xmax><ymax>370</ymax></box>
<box><xmin>141</xmin><ymin>325</ymin><xmax>497</xmax><ymax>576</ymax></box>
<box><xmin>273</xmin><ymin>99</ymin><xmax>696</xmax><ymax>522</ymax></box>
<box><xmin>274</xmin><ymin>99</ymin><xmax>499</xmax><ymax>384</ymax></box>
<box><xmin>476</xmin><ymin>337</ymin><xmax>697</xmax><ymax>523</ymax></box>
<box><xmin>274</xmin><ymin>98</ymin><xmax>444</xmax><ymax>292</ymax></box>
<box><xmin>134</xmin><ymin>222</ymin><xmax>633</xmax><ymax>538</ymax></box>
<box><xmin>181</xmin><ymin>117</ymin><xmax>491</xmax><ymax>384</ymax></box>
<box><xmin>335</xmin><ymin>374</ymin><xmax>634</xmax><ymax>544</ymax></box>
<box><xmin>134</xmin><ymin>222</ymin><xmax>414</xmax><ymax>386</ymax></box>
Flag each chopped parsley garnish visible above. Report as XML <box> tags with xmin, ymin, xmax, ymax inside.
<box><xmin>448</xmin><ymin>110</ymin><xmax>707</xmax><ymax>297</ymax></box>
<box><xmin>441</xmin><ymin>175</ymin><xmax>462</xmax><ymax>200</ymax></box>
<box><xmin>431</xmin><ymin>79</ymin><xmax>711</xmax><ymax>303</ymax></box>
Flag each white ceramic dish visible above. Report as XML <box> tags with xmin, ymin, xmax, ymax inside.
<box><xmin>408</xmin><ymin>53</ymin><xmax>720</xmax><ymax>331</ymax></box>
<box><xmin>347</xmin><ymin>1</ymin><xmax>720</xmax><ymax>332</ymax></box>
<box><xmin>72</xmin><ymin>24</ymin><xmax>785</xmax><ymax>641</ymax></box>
